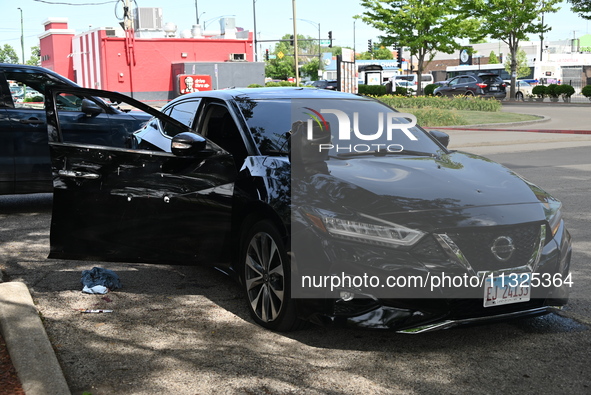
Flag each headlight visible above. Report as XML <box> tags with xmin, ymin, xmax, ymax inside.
<box><xmin>543</xmin><ymin>199</ymin><xmax>563</xmax><ymax>237</ymax></box>
<box><xmin>305</xmin><ymin>210</ymin><xmax>425</xmax><ymax>247</ymax></box>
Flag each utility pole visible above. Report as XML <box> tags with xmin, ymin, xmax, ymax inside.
<box><xmin>18</xmin><ymin>8</ymin><xmax>25</xmax><ymax>64</ymax></box>
<box><xmin>292</xmin><ymin>0</ymin><xmax>299</xmax><ymax>85</ymax></box>
<box><xmin>253</xmin><ymin>0</ymin><xmax>258</xmax><ymax>62</ymax></box>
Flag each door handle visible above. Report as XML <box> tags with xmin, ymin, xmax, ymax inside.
<box><xmin>20</xmin><ymin>118</ymin><xmax>45</xmax><ymax>125</ymax></box>
<box><xmin>58</xmin><ymin>170</ymin><xmax>100</xmax><ymax>179</ymax></box>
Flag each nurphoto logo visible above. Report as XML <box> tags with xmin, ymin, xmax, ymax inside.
<box><xmin>304</xmin><ymin>108</ymin><xmax>418</xmax><ymax>154</ymax></box>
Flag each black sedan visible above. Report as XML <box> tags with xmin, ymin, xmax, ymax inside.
<box><xmin>434</xmin><ymin>73</ymin><xmax>507</xmax><ymax>99</ymax></box>
<box><xmin>45</xmin><ymin>86</ymin><xmax>571</xmax><ymax>332</ymax></box>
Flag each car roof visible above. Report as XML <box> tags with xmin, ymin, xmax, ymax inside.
<box><xmin>174</xmin><ymin>87</ymin><xmax>371</xmax><ymax>102</ymax></box>
<box><xmin>0</xmin><ymin>62</ymin><xmax>78</xmax><ymax>85</ymax></box>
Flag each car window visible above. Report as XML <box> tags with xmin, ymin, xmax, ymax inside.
<box><xmin>480</xmin><ymin>75</ymin><xmax>502</xmax><ymax>84</ymax></box>
<box><xmin>160</xmin><ymin>98</ymin><xmax>201</xmax><ymax>137</ymax></box>
<box><xmin>459</xmin><ymin>76</ymin><xmax>473</xmax><ymax>84</ymax></box>
<box><xmin>200</xmin><ymin>103</ymin><xmax>248</xmax><ymax>164</ymax></box>
<box><xmin>448</xmin><ymin>77</ymin><xmax>460</xmax><ymax>86</ymax></box>
<box><xmin>4</xmin><ymin>71</ymin><xmax>63</xmax><ymax>110</ymax></box>
<box><xmin>236</xmin><ymin>97</ymin><xmax>441</xmax><ymax>157</ymax></box>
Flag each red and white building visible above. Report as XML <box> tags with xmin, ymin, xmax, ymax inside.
<box><xmin>39</xmin><ymin>11</ymin><xmax>264</xmax><ymax>103</ymax></box>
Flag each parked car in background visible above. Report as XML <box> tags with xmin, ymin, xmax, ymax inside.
<box><xmin>392</xmin><ymin>73</ymin><xmax>434</xmax><ymax>90</ymax></box>
<box><xmin>434</xmin><ymin>73</ymin><xmax>506</xmax><ymax>99</ymax></box>
<box><xmin>311</xmin><ymin>79</ymin><xmax>338</xmax><ymax>90</ymax></box>
<box><xmin>0</xmin><ymin>63</ymin><xmax>150</xmax><ymax>195</ymax></box>
<box><xmin>504</xmin><ymin>80</ymin><xmax>534</xmax><ymax>101</ymax></box>
<box><xmin>385</xmin><ymin>79</ymin><xmax>419</xmax><ymax>95</ymax></box>
<box><xmin>44</xmin><ymin>86</ymin><xmax>571</xmax><ymax>333</ymax></box>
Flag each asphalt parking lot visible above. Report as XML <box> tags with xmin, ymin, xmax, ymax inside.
<box><xmin>2</xmin><ymin>103</ymin><xmax>591</xmax><ymax>395</ymax></box>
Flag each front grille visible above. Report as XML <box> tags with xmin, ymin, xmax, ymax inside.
<box><xmin>443</xmin><ymin>223</ymin><xmax>542</xmax><ymax>271</ymax></box>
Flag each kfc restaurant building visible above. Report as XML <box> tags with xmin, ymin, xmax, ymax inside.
<box><xmin>39</xmin><ymin>13</ymin><xmax>265</xmax><ymax>103</ymax></box>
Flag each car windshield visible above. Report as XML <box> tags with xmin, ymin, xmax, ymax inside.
<box><xmin>236</xmin><ymin>97</ymin><xmax>442</xmax><ymax>157</ymax></box>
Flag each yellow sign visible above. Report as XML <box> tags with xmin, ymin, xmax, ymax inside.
<box><xmin>277</xmin><ymin>51</ymin><xmax>284</xmax><ymax>59</ymax></box>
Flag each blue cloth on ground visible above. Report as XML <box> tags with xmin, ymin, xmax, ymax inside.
<box><xmin>80</xmin><ymin>267</ymin><xmax>122</xmax><ymax>292</ymax></box>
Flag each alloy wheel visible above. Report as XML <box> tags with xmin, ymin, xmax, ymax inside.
<box><xmin>244</xmin><ymin>231</ymin><xmax>285</xmax><ymax>323</ymax></box>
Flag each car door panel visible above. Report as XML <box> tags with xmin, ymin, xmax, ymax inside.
<box><xmin>46</xmin><ymin>87</ymin><xmax>235</xmax><ymax>265</ymax></box>
<box><xmin>0</xmin><ymin>108</ymin><xmax>15</xmax><ymax>194</ymax></box>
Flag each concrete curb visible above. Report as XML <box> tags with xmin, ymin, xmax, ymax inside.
<box><xmin>0</xmin><ymin>282</ymin><xmax>71</xmax><ymax>395</ymax></box>
<box><xmin>429</xmin><ymin>114</ymin><xmax>551</xmax><ymax>130</ymax></box>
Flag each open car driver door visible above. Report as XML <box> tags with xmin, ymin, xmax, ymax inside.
<box><xmin>45</xmin><ymin>87</ymin><xmax>236</xmax><ymax>265</ymax></box>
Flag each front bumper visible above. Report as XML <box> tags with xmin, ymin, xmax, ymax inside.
<box><xmin>292</xmin><ymin>218</ymin><xmax>572</xmax><ymax>332</ymax></box>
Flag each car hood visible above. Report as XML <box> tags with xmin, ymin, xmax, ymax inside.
<box><xmin>294</xmin><ymin>151</ymin><xmax>551</xmax><ymax>230</ymax></box>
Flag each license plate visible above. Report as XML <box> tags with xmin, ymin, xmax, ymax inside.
<box><xmin>484</xmin><ymin>273</ymin><xmax>531</xmax><ymax>307</ymax></box>
<box><xmin>489</xmin><ymin>86</ymin><xmax>498</xmax><ymax>91</ymax></box>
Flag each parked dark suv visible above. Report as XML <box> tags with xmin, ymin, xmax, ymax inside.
<box><xmin>434</xmin><ymin>73</ymin><xmax>506</xmax><ymax>99</ymax></box>
<box><xmin>0</xmin><ymin>63</ymin><xmax>150</xmax><ymax>195</ymax></box>
<box><xmin>312</xmin><ymin>80</ymin><xmax>338</xmax><ymax>90</ymax></box>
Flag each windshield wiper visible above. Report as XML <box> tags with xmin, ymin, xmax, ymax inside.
<box><xmin>334</xmin><ymin>149</ymin><xmax>439</xmax><ymax>158</ymax></box>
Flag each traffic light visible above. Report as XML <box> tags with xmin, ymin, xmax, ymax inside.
<box><xmin>368</xmin><ymin>39</ymin><xmax>373</xmax><ymax>53</ymax></box>
<box><xmin>290</xmin><ymin>35</ymin><xmax>294</xmax><ymax>46</ymax></box>
<box><xmin>265</xmin><ymin>49</ymin><xmax>269</xmax><ymax>61</ymax></box>
<box><xmin>328</xmin><ymin>31</ymin><xmax>333</xmax><ymax>48</ymax></box>
<box><xmin>396</xmin><ymin>48</ymin><xmax>402</xmax><ymax>66</ymax></box>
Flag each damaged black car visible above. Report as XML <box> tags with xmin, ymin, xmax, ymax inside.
<box><xmin>45</xmin><ymin>86</ymin><xmax>572</xmax><ymax>332</ymax></box>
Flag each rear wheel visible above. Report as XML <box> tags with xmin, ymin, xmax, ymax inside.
<box><xmin>516</xmin><ymin>92</ymin><xmax>524</xmax><ymax>101</ymax></box>
<box><xmin>241</xmin><ymin>220</ymin><xmax>302</xmax><ymax>331</ymax></box>
<box><xmin>465</xmin><ymin>91</ymin><xmax>475</xmax><ymax>97</ymax></box>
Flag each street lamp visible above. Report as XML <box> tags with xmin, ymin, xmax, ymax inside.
<box><xmin>17</xmin><ymin>8</ymin><xmax>24</xmax><ymax>64</ymax></box>
<box><xmin>353</xmin><ymin>14</ymin><xmax>361</xmax><ymax>59</ymax></box>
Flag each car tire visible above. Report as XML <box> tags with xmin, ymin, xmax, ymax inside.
<box><xmin>516</xmin><ymin>92</ymin><xmax>524</xmax><ymax>101</ymax></box>
<box><xmin>241</xmin><ymin>220</ymin><xmax>303</xmax><ymax>331</ymax></box>
<box><xmin>435</xmin><ymin>92</ymin><xmax>442</xmax><ymax>97</ymax></box>
<box><xmin>465</xmin><ymin>91</ymin><xmax>474</xmax><ymax>97</ymax></box>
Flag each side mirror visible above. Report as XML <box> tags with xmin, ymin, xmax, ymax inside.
<box><xmin>428</xmin><ymin>130</ymin><xmax>450</xmax><ymax>148</ymax></box>
<box><xmin>171</xmin><ymin>132</ymin><xmax>207</xmax><ymax>156</ymax></box>
<box><xmin>81</xmin><ymin>99</ymin><xmax>103</xmax><ymax>116</ymax></box>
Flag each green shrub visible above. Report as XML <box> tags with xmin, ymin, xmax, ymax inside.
<box><xmin>377</xmin><ymin>95</ymin><xmax>501</xmax><ymax>112</ymax></box>
<box><xmin>394</xmin><ymin>86</ymin><xmax>410</xmax><ymax>96</ymax></box>
<box><xmin>423</xmin><ymin>84</ymin><xmax>438</xmax><ymax>96</ymax></box>
<box><xmin>265</xmin><ymin>81</ymin><xmax>296</xmax><ymax>87</ymax></box>
<box><xmin>247</xmin><ymin>84</ymin><xmax>264</xmax><ymax>88</ymax></box>
<box><xmin>404</xmin><ymin>107</ymin><xmax>466</xmax><ymax>127</ymax></box>
<box><xmin>555</xmin><ymin>84</ymin><xmax>575</xmax><ymax>98</ymax></box>
<box><xmin>532</xmin><ymin>85</ymin><xmax>546</xmax><ymax>98</ymax></box>
<box><xmin>358</xmin><ymin>84</ymin><xmax>387</xmax><ymax>96</ymax></box>
<box><xmin>546</xmin><ymin>84</ymin><xmax>559</xmax><ymax>98</ymax></box>
<box><xmin>582</xmin><ymin>85</ymin><xmax>591</xmax><ymax>99</ymax></box>
<box><xmin>24</xmin><ymin>95</ymin><xmax>44</xmax><ymax>102</ymax></box>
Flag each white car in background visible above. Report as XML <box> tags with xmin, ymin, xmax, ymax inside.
<box><xmin>504</xmin><ymin>80</ymin><xmax>534</xmax><ymax>101</ymax></box>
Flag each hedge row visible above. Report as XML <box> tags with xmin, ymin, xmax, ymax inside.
<box><xmin>400</xmin><ymin>107</ymin><xmax>466</xmax><ymax>128</ymax></box>
<box><xmin>377</xmin><ymin>95</ymin><xmax>502</xmax><ymax>112</ymax></box>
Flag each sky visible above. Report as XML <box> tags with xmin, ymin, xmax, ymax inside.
<box><xmin>1</xmin><ymin>0</ymin><xmax>590</xmax><ymax>63</ymax></box>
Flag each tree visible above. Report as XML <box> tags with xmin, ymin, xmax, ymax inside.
<box><xmin>300</xmin><ymin>57</ymin><xmax>320</xmax><ymax>80</ymax></box>
<box><xmin>358</xmin><ymin>45</ymin><xmax>394</xmax><ymax>60</ymax></box>
<box><xmin>26</xmin><ymin>46</ymin><xmax>41</xmax><ymax>66</ymax></box>
<box><xmin>569</xmin><ymin>0</ymin><xmax>591</xmax><ymax>19</ymax></box>
<box><xmin>360</xmin><ymin>0</ymin><xmax>479</xmax><ymax>95</ymax></box>
<box><xmin>466</xmin><ymin>0</ymin><xmax>560</xmax><ymax>100</ymax></box>
<box><xmin>0</xmin><ymin>44</ymin><xmax>19</xmax><ymax>64</ymax></box>
<box><xmin>489</xmin><ymin>51</ymin><xmax>500</xmax><ymax>64</ymax></box>
<box><xmin>504</xmin><ymin>48</ymin><xmax>530</xmax><ymax>78</ymax></box>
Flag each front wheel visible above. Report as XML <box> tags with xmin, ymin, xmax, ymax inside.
<box><xmin>516</xmin><ymin>92</ymin><xmax>524</xmax><ymax>101</ymax></box>
<box><xmin>241</xmin><ymin>220</ymin><xmax>302</xmax><ymax>331</ymax></box>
